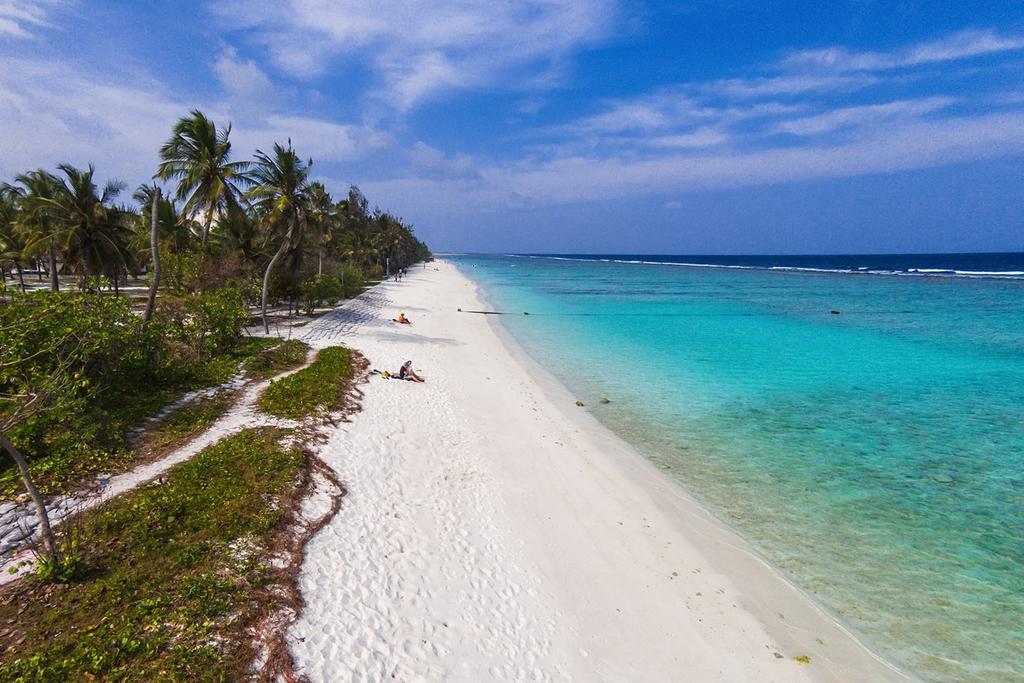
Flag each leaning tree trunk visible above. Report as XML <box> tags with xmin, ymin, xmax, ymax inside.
<box><xmin>201</xmin><ymin>205</ymin><xmax>214</xmax><ymax>250</ymax></box>
<box><xmin>143</xmin><ymin>188</ymin><xmax>161</xmax><ymax>328</ymax></box>
<box><xmin>0</xmin><ymin>432</ymin><xmax>60</xmax><ymax>563</ymax></box>
<box><xmin>48</xmin><ymin>244</ymin><xmax>59</xmax><ymax>292</ymax></box>
<box><xmin>261</xmin><ymin>233</ymin><xmax>291</xmax><ymax>334</ymax></box>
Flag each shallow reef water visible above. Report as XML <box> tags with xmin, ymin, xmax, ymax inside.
<box><xmin>453</xmin><ymin>253</ymin><xmax>1024</xmax><ymax>682</ymax></box>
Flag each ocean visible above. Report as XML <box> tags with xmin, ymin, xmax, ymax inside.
<box><xmin>450</xmin><ymin>253</ymin><xmax>1024</xmax><ymax>682</ymax></box>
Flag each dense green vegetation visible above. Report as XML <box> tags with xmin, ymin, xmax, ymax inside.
<box><xmin>0</xmin><ymin>108</ymin><xmax>428</xmax><ymax>502</ymax></box>
<box><xmin>258</xmin><ymin>347</ymin><xmax>355</xmax><ymax>419</ymax></box>
<box><xmin>0</xmin><ymin>292</ymin><xmax>276</xmax><ymax>497</ymax></box>
<box><xmin>0</xmin><ymin>429</ymin><xmax>306</xmax><ymax>681</ymax></box>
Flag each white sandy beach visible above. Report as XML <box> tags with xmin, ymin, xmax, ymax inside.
<box><xmin>286</xmin><ymin>260</ymin><xmax>908</xmax><ymax>682</ymax></box>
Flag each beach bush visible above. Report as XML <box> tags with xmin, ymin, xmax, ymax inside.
<box><xmin>0</xmin><ymin>428</ymin><xmax>306</xmax><ymax>681</ymax></box>
<box><xmin>340</xmin><ymin>264</ymin><xmax>365</xmax><ymax>298</ymax></box>
<box><xmin>300</xmin><ymin>274</ymin><xmax>344</xmax><ymax>313</ymax></box>
<box><xmin>154</xmin><ymin>283</ymin><xmax>249</xmax><ymax>360</ymax></box>
<box><xmin>0</xmin><ymin>289</ymin><xmax>274</xmax><ymax>497</ymax></box>
<box><xmin>258</xmin><ymin>346</ymin><xmax>354</xmax><ymax>419</ymax></box>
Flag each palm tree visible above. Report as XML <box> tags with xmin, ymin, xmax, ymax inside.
<box><xmin>247</xmin><ymin>141</ymin><xmax>313</xmax><ymax>333</ymax></box>
<box><xmin>139</xmin><ymin>186</ymin><xmax>161</xmax><ymax>326</ymax></box>
<box><xmin>132</xmin><ymin>184</ymin><xmax>189</xmax><ymax>253</ymax></box>
<box><xmin>7</xmin><ymin>170</ymin><xmax>63</xmax><ymax>291</ymax></box>
<box><xmin>307</xmin><ymin>182</ymin><xmax>334</xmax><ymax>276</ymax></box>
<box><xmin>156</xmin><ymin>110</ymin><xmax>250</xmax><ymax>249</ymax></box>
<box><xmin>217</xmin><ymin>199</ymin><xmax>259</xmax><ymax>262</ymax></box>
<box><xmin>0</xmin><ymin>191</ymin><xmax>27</xmax><ymax>291</ymax></box>
<box><xmin>42</xmin><ymin>165</ymin><xmax>134</xmax><ymax>291</ymax></box>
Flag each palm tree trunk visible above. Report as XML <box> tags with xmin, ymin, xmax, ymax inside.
<box><xmin>143</xmin><ymin>189</ymin><xmax>161</xmax><ymax>328</ymax></box>
<box><xmin>48</xmin><ymin>244</ymin><xmax>59</xmax><ymax>292</ymax></box>
<box><xmin>202</xmin><ymin>205</ymin><xmax>214</xmax><ymax>250</ymax></box>
<box><xmin>0</xmin><ymin>432</ymin><xmax>60</xmax><ymax>563</ymax></box>
<box><xmin>262</xmin><ymin>235</ymin><xmax>290</xmax><ymax>334</ymax></box>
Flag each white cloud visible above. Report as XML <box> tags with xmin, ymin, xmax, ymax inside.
<box><xmin>212</xmin><ymin>0</ymin><xmax>618</xmax><ymax>110</ymax></box>
<box><xmin>647</xmin><ymin>128</ymin><xmax>729</xmax><ymax>149</ymax></box>
<box><xmin>0</xmin><ymin>57</ymin><xmax>389</xmax><ymax>188</ymax></box>
<box><xmin>782</xmin><ymin>29</ymin><xmax>1024</xmax><ymax>72</ymax></box>
<box><xmin>572</xmin><ymin>99</ymin><xmax>689</xmax><ymax>133</ymax></box>
<box><xmin>363</xmin><ymin>111</ymin><xmax>1024</xmax><ymax>213</ymax></box>
<box><xmin>408</xmin><ymin>141</ymin><xmax>478</xmax><ymax>180</ymax></box>
<box><xmin>539</xmin><ymin>27</ymin><xmax>1016</xmax><ymax>168</ymax></box>
<box><xmin>708</xmin><ymin>73</ymin><xmax>878</xmax><ymax>99</ymax></box>
<box><xmin>775</xmin><ymin>97</ymin><xmax>956</xmax><ymax>136</ymax></box>
<box><xmin>214</xmin><ymin>46</ymin><xmax>274</xmax><ymax>101</ymax></box>
<box><xmin>0</xmin><ymin>0</ymin><xmax>63</xmax><ymax>38</ymax></box>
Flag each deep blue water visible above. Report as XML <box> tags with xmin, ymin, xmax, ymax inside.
<box><xmin>451</xmin><ymin>253</ymin><xmax>1024</xmax><ymax>682</ymax></box>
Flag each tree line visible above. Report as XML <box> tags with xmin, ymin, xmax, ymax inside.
<box><xmin>0</xmin><ymin>109</ymin><xmax>431</xmax><ymax>328</ymax></box>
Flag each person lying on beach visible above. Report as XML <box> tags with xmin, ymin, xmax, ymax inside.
<box><xmin>399</xmin><ymin>360</ymin><xmax>425</xmax><ymax>382</ymax></box>
<box><xmin>393</xmin><ymin>313</ymin><xmax>412</xmax><ymax>324</ymax></box>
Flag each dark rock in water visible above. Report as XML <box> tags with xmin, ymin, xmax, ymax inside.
<box><xmin>599</xmin><ymin>397</ymin><xmax>611</xmax><ymax>404</ymax></box>
<box><xmin>932</xmin><ymin>473</ymin><xmax>955</xmax><ymax>484</ymax></box>
<box><xmin>831</xmin><ymin>310</ymin><xmax>841</xmax><ymax>315</ymax></box>
<box><xmin>524</xmin><ymin>311</ymin><xmax>529</xmax><ymax>315</ymax></box>
<box><xmin>457</xmin><ymin>308</ymin><xmax>462</xmax><ymax>312</ymax></box>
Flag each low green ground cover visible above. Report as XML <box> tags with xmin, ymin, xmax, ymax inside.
<box><xmin>0</xmin><ymin>336</ymin><xmax>276</xmax><ymax>499</ymax></box>
<box><xmin>258</xmin><ymin>346</ymin><xmax>353</xmax><ymax>419</ymax></box>
<box><xmin>137</xmin><ymin>390</ymin><xmax>238</xmax><ymax>457</ymax></box>
<box><xmin>244</xmin><ymin>339</ymin><xmax>310</xmax><ymax>380</ymax></box>
<box><xmin>0</xmin><ymin>428</ymin><xmax>305</xmax><ymax>682</ymax></box>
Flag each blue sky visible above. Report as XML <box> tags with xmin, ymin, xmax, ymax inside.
<box><xmin>2</xmin><ymin>1</ymin><xmax>1023</xmax><ymax>254</ymax></box>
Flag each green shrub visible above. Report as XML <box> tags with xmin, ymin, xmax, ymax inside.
<box><xmin>155</xmin><ymin>283</ymin><xmax>249</xmax><ymax>360</ymax></box>
<box><xmin>0</xmin><ymin>289</ymin><xmax>268</xmax><ymax>497</ymax></box>
<box><xmin>340</xmin><ymin>264</ymin><xmax>365</xmax><ymax>298</ymax></box>
<box><xmin>300</xmin><ymin>274</ymin><xmax>344</xmax><ymax>313</ymax></box>
<box><xmin>186</xmin><ymin>283</ymin><xmax>249</xmax><ymax>357</ymax></box>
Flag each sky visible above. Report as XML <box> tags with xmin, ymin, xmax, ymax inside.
<box><xmin>1</xmin><ymin>1</ymin><xmax>1023</xmax><ymax>254</ymax></box>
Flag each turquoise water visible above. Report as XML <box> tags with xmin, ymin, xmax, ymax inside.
<box><xmin>452</xmin><ymin>254</ymin><xmax>1024</xmax><ymax>682</ymax></box>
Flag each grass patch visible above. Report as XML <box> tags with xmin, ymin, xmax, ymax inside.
<box><xmin>0</xmin><ymin>337</ymin><xmax>277</xmax><ymax>499</ymax></box>
<box><xmin>135</xmin><ymin>391</ymin><xmax>238</xmax><ymax>461</ymax></box>
<box><xmin>258</xmin><ymin>346</ymin><xmax>354</xmax><ymax>419</ymax></box>
<box><xmin>0</xmin><ymin>428</ymin><xmax>306</xmax><ymax>681</ymax></box>
<box><xmin>244</xmin><ymin>339</ymin><xmax>310</xmax><ymax>380</ymax></box>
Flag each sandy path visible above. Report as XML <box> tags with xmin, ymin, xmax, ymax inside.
<box><xmin>287</xmin><ymin>262</ymin><xmax>909</xmax><ymax>682</ymax></box>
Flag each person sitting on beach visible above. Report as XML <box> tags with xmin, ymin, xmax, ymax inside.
<box><xmin>394</xmin><ymin>312</ymin><xmax>411</xmax><ymax>324</ymax></box>
<box><xmin>399</xmin><ymin>360</ymin><xmax>424</xmax><ymax>382</ymax></box>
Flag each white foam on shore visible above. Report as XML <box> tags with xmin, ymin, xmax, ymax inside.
<box><xmin>286</xmin><ymin>261</ymin><xmax>910</xmax><ymax>682</ymax></box>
